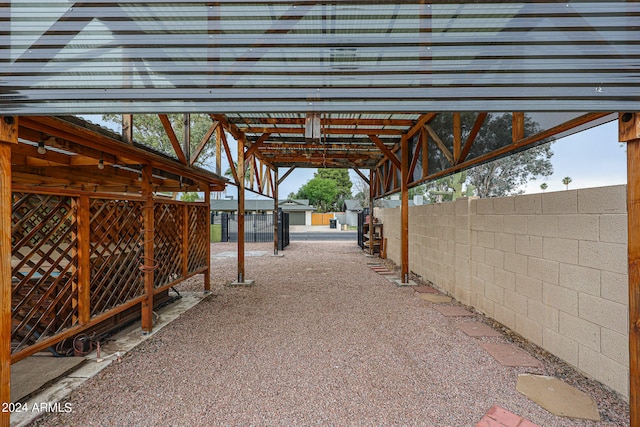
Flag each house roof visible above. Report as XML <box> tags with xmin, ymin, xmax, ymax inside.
<box><xmin>343</xmin><ymin>200</ymin><xmax>363</xmax><ymax>212</ymax></box>
<box><xmin>211</xmin><ymin>199</ymin><xmax>314</xmax><ymax>212</ymax></box>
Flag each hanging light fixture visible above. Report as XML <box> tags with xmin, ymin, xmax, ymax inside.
<box><xmin>37</xmin><ymin>137</ymin><xmax>47</xmax><ymax>155</ymax></box>
<box><xmin>98</xmin><ymin>154</ymin><xmax>105</xmax><ymax>170</ymax></box>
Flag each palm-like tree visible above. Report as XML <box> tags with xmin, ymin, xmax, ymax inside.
<box><xmin>540</xmin><ymin>183</ymin><xmax>548</xmax><ymax>192</ymax></box>
<box><xmin>562</xmin><ymin>176</ymin><xmax>572</xmax><ymax>190</ymax></box>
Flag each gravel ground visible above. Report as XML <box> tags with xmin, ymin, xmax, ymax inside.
<box><xmin>35</xmin><ymin>241</ymin><xmax>629</xmax><ymax>426</ymax></box>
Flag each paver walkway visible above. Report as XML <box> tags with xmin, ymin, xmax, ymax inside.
<box><xmin>34</xmin><ymin>241</ymin><xmax>627</xmax><ymax>426</ymax></box>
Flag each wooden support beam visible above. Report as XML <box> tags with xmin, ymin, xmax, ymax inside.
<box><xmin>620</xmin><ymin>111</ymin><xmax>640</xmax><ymax>427</ymax></box>
<box><xmin>219</xmin><ymin>130</ymin><xmax>239</xmax><ymax>184</ymax></box>
<box><xmin>237</xmin><ymin>138</ymin><xmax>246</xmax><ymax>283</ymax></box>
<box><xmin>277</xmin><ymin>166</ymin><xmax>296</xmax><ymax>185</ymax></box>
<box><xmin>401</xmin><ymin>135</ymin><xmax>409</xmax><ymax>283</ymax></box>
<box><xmin>421</xmin><ymin>128</ymin><xmax>429</xmax><ymax>179</ymax></box>
<box><xmin>369</xmin><ymin>135</ymin><xmax>401</xmax><ymax>169</ymax></box>
<box><xmin>182</xmin><ymin>204</ymin><xmax>189</xmax><ymax>278</ymax></box>
<box><xmin>0</xmin><ymin>116</ymin><xmax>17</xmax><ymax>427</ymax></box>
<box><xmin>76</xmin><ymin>195</ymin><xmax>90</xmax><ymax>325</ymax></box>
<box><xmin>408</xmin><ymin>138</ymin><xmax>421</xmax><ymax>184</ymax></box>
<box><xmin>245</xmin><ymin>133</ymin><xmax>271</xmax><ymax>159</ymax></box>
<box><xmin>453</xmin><ymin>113</ymin><xmax>462</xmax><ymax>163</ymax></box>
<box><xmin>458</xmin><ymin>113</ymin><xmax>488</xmax><ymax>164</ymax></box>
<box><xmin>215</xmin><ymin>125</ymin><xmax>222</xmax><ymax>176</ymax></box>
<box><xmin>406</xmin><ymin>112</ymin><xmax>438</xmax><ymax>140</ymax></box>
<box><xmin>158</xmin><ymin>114</ymin><xmax>188</xmax><ymax>165</ymax></box>
<box><xmin>141</xmin><ymin>165</ymin><xmax>155</xmax><ymax>333</ymax></box>
<box><xmin>191</xmin><ymin>120</ymin><xmax>218</xmax><ymax>166</ymax></box>
<box><xmin>424</xmin><ymin>125</ymin><xmax>454</xmax><ymax>166</ymax></box>
<box><xmin>273</xmin><ymin>168</ymin><xmax>279</xmax><ymax>256</ymax></box>
<box><xmin>122</xmin><ymin>114</ymin><xmax>133</xmax><ymax>144</ymax></box>
<box><xmin>183</xmin><ymin>114</ymin><xmax>191</xmax><ymax>164</ymax></box>
<box><xmin>352</xmin><ymin>168</ymin><xmax>370</xmax><ymax>185</ymax></box>
<box><xmin>369</xmin><ymin>169</ymin><xmax>374</xmax><ymax>255</ymax></box>
<box><xmin>204</xmin><ymin>188</ymin><xmax>211</xmax><ymax>292</ymax></box>
<box><xmin>512</xmin><ymin>112</ymin><xmax>525</xmax><ymax>143</ymax></box>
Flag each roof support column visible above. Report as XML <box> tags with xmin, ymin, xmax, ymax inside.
<box><xmin>621</xmin><ymin>112</ymin><xmax>640</xmax><ymax>426</ymax></box>
<box><xmin>369</xmin><ymin>169</ymin><xmax>374</xmax><ymax>256</ymax></box>
<box><xmin>1</xmin><ymin>116</ymin><xmax>17</xmax><ymax>427</ymax></box>
<box><xmin>141</xmin><ymin>165</ymin><xmax>155</xmax><ymax>334</ymax></box>
<box><xmin>273</xmin><ymin>168</ymin><xmax>280</xmax><ymax>256</ymax></box>
<box><xmin>401</xmin><ymin>135</ymin><xmax>409</xmax><ymax>283</ymax></box>
<box><xmin>233</xmin><ymin>137</ymin><xmax>254</xmax><ymax>286</ymax></box>
<box><xmin>204</xmin><ymin>187</ymin><xmax>211</xmax><ymax>292</ymax></box>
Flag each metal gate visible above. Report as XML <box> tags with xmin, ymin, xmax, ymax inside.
<box><xmin>220</xmin><ymin>212</ymin><xmax>289</xmax><ymax>250</ymax></box>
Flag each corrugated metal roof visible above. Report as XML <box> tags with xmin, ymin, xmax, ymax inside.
<box><xmin>2</xmin><ymin>1</ymin><xmax>638</xmax><ymax>114</ymax></box>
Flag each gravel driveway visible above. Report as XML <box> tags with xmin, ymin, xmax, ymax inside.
<box><xmin>35</xmin><ymin>241</ymin><xmax>628</xmax><ymax>426</ymax></box>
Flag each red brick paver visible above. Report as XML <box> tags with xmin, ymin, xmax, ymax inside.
<box><xmin>458</xmin><ymin>321</ymin><xmax>502</xmax><ymax>337</ymax></box>
<box><xmin>480</xmin><ymin>343</ymin><xmax>542</xmax><ymax>368</ymax></box>
<box><xmin>476</xmin><ymin>405</ymin><xmax>540</xmax><ymax>427</ymax></box>
<box><xmin>433</xmin><ymin>305</ymin><xmax>475</xmax><ymax>317</ymax></box>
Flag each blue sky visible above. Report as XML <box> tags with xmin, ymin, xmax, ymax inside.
<box><xmin>83</xmin><ymin>115</ymin><xmax>626</xmax><ymax>199</ymax></box>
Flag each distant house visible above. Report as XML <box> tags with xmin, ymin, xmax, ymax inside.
<box><xmin>342</xmin><ymin>199</ymin><xmax>363</xmax><ymax>227</ymax></box>
<box><xmin>210</xmin><ymin>198</ymin><xmax>315</xmax><ymax>226</ymax></box>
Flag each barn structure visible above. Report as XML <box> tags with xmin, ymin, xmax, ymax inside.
<box><xmin>1</xmin><ymin>1</ymin><xmax>640</xmax><ymax>425</ymax></box>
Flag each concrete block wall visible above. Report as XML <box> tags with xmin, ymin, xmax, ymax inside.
<box><xmin>375</xmin><ymin>185</ymin><xmax>629</xmax><ymax>399</ymax></box>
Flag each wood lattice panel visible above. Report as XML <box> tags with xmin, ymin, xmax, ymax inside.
<box><xmin>89</xmin><ymin>199</ymin><xmax>144</xmax><ymax>316</ymax></box>
<box><xmin>187</xmin><ymin>205</ymin><xmax>208</xmax><ymax>274</ymax></box>
<box><xmin>11</xmin><ymin>193</ymin><xmax>78</xmax><ymax>354</ymax></box>
<box><xmin>154</xmin><ymin>202</ymin><xmax>183</xmax><ymax>288</ymax></box>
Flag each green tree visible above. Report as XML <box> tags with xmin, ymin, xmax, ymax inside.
<box><xmin>540</xmin><ymin>183</ymin><xmax>548</xmax><ymax>192</ymax></box>
<box><xmin>562</xmin><ymin>176</ymin><xmax>572</xmax><ymax>190</ymax></box>
<box><xmin>427</xmin><ymin>113</ymin><xmax>554</xmax><ymax>198</ymax></box>
<box><xmin>102</xmin><ymin>114</ymin><xmax>218</xmax><ymax>167</ymax></box>
<box><xmin>296</xmin><ymin>178</ymin><xmax>338</xmax><ymax>212</ymax></box>
<box><xmin>295</xmin><ymin>169</ymin><xmax>353</xmax><ymax>211</ymax></box>
<box><xmin>180</xmin><ymin>192</ymin><xmax>200</xmax><ymax>202</ymax></box>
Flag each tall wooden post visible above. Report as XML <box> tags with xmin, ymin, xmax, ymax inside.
<box><xmin>621</xmin><ymin>112</ymin><xmax>640</xmax><ymax>425</ymax></box>
<box><xmin>76</xmin><ymin>195</ymin><xmax>91</xmax><ymax>325</ymax></box>
<box><xmin>273</xmin><ymin>168</ymin><xmax>279</xmax><ymax>256</ymax></box>
<box><xmin>1</xmin><ymin>116</ymin><xmax>17</xmax><ymax>427</ymax></box>
<box><xmin>237</xmin><ymin>139</ymin><xmax>245</xmax><ymax>283</ymax></box>
<box><xmin>141</xmin><ymin>165</ymin><xmax>155</xmax><ymax>333</ymax></box>
<box><xmin>204</xmin><ymin>186</ymin><xmax>211</xmax><ymax>291</ymax></box>
<box><xmin>369</xmin><ymin>169</ymin><xmax>374</xmax><ymax>255</ymax></box>
<box><xmin>400</xmin><ymin>135</ymin><xmax>409</xmax><ymax>283</ymax></box>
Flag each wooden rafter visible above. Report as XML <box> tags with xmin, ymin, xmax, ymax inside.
<box><xmin>406</xmin><ymin>112</ymin><xmax>438</xmax><ymax>140</ymax></box>
<box><xmin>158</xmin><ymin>114</ymin><xmax>188</xmax><ymax>165</ymax></box>
<box><xmin>351</xmin><ymin>168</ymin><xmax>370</xmax><ymax>185</ymax></box>
<box><xmin>369</xmin><ymin>135</ymin><xmax>401</xmax><ymax>169</ymax></box>
<box><xmin>277</xmin><ymin>166</ymin><xmax>296</xmax><ymax>185</ymax></box>
<box><xmin>219</xmin><ymin>129</ymin><xmax>238</xmax><ymax>184</ymax></box>
<box><xmin>424</xmin><ymin>125</ymin><xmax>454</xmax><ymax>166</ymax></box>
<box><xmin>458</xmin><ymin>113</ymin><xmax>488</xmax><ymax>164</ymax></box>
<box><xmin>191</xmin><ymin>120</ymin><xmax>219</xmax><ymax>166</ymax></box>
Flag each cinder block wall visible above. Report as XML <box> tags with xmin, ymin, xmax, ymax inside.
<box><xmin>375</xmin><ymin>185</ymin><xmax>629</xmax><ymax>399</ymax></box>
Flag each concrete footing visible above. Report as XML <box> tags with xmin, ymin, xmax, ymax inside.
<box><xmin>230</xmin><ymin>279</ymin><xmax>255</xmax><ymax>287</ymax></box>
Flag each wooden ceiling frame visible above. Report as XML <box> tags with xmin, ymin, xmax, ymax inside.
<box><xmin>14</xmin><ymin>116</ymin><xmax>226</xmax><ymax>194</ymax></box>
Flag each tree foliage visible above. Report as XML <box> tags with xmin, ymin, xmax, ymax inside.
<box><xmin>102</xmin><ymin>114</ymin><xmax>218</xmax><ymax>167</ymax></box>
<box><xmin>294</xmin><ymin>169</ymin><xmax>353</xmax><ymax>212</ymax></box>
<box><xmin>296</xmin><ymin>177</ymin><xmax>338</xmax><ymax>212</ymax></box>
<box><xmin>426</xmin><ymin>113</ymin><xmax>554</xmax><ymax>198</ymax></box>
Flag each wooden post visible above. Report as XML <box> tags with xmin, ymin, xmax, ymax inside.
<box><xmin>76</xmin><ymin>195</ymin><xmax>91</xmax><ymax>325</ymax></box>
<box><xmin>141</xmin><ymin>165</ymin><xmax>154</xmax><ymax>333</ymax></box>
<box><xmin>237</xmin><ymin>138</ymin><xmax>245</xmax><ymax>283</ymax></box>
<box><xmin>216</xmin><ymin>126</ymin><xmax>222</xmax><ymax>177</ymax></box>
<box><xmin>273</xmin><ymin>168</ymin><xmax>279</xmax><ymax>256</ymax></box>
<box><xmin>620</xmin><ymin>112</ymin><xmax>640</xmax><ymax>426</ymax></box>
<box><xmin>1</xmin><ymin>116</ymin><xmax>17</xmax><ymax>427</ymax></box>
<box><xmin>369</xmin><ymin>169</ymin><xmax>374</xmax><ymax>255</ymax></box>
<box><xmin>183</xmin><ymin>113</ymin><xmax>191</xmax><ymax>164</ymax></box>
<box><xmin>204</xmin><ymin>186</ymin><xmax>211</xmax><ymax>291</ymax></box>
<box><xmin>512</xmin><ymin>112</ymin><xmax>525</xmax><ymax>142</ymax></box>
<box><xmin>182</xmin><ymin>204</ymin><xmax>189</xmax><ymax>277</ymax></box>
<box><xmin>401</xmin><ymin>135</ymin><xmax>409</xmax><ymax>283</ymax></box>
<box><xmin>122</xmin><ymin>114</ymin><xmax>133</xmax><ymax>144</ymax></box>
